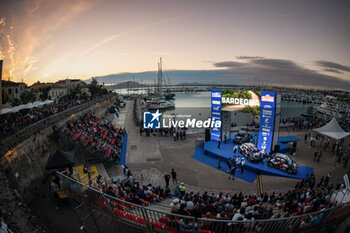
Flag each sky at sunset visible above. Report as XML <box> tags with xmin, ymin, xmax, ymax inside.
<box><xmin>0</xmin><ymin>0</ymin><xmax>349</xmax><ymax>89</ymax></box>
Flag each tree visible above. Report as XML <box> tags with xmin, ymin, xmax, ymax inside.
<box><xmin>89</xmin><ymin>78</ymin><xmax>108</xmax><ymax>97</ymax></box>
<box><xmin>39</xmin><ymin>86</ymin><xmax>51</xmax><ymax>101</ymax></box>
<box><xmin>20</xmin><ymin>91</ymin><xmax>36</xmax><ymax>104</ymax></box>
<box><xmin>89</xmin><ymin>79</ymin><xmax>100</xmax><ymax>97</ymax></box>
<box><xmin>68</xmin><ymin>84</ymin><xmax>82</xmax><ymax>99</ymax></box>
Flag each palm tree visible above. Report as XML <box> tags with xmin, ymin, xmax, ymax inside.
<box><xmin>68</xmin><ymin>84</ymin><xmax>83</xmax><ymax>100</ymax></box>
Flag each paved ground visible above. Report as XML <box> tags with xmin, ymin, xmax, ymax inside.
<box><xmin>110</xmin><ymin>100</ymin><xmax>350</xmax><ymax>195</ymax></box>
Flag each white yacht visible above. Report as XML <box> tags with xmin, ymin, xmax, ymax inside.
<box><xmin>147</xmin><ymin>99</ymin><xmax>175</xmax><ymax>110</ymax></box>
<box><xmin>315</xmin><ymin>102</ymin><xmax>344</xmax><ymax>118</ymax></box>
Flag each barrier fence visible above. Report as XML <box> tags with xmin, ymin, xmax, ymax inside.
<box><xmin>58</xmin><ymin>171</ymin><xmax>350</xmax><ymax>233</ymax></box>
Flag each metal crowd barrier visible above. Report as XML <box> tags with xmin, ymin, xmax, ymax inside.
<box><xmin>57</xmin><ymin>171</ymin><xmax>350</xmax><ymax>233</ymax></box>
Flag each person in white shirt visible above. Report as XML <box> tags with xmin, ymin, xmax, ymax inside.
<box><xmin>231</xmin><ymin>208</ymin><xmax>245</xmax><ymax>221</ymax></box>
<box><xmin>233</xmin><ymin>145</ymin><xmax>238</xmax><ymax>155</ymax></box>
<box><xmin>170</xmin><ymin>199</ymin><xmax>180</xmax><ymax>213</ymax></box>
<box><xmin>186</xmin><ymin>199</ymin><xmax>194</xmax><ymax>210</ymax></box>
<box><xmin>241</xmin><ymin>158</ymin><xmax>246</xmax><ymax>174</ymax></box>
<box><xmin>236</xmin><ymin>156</ymin><xmax>241</xmax><ymax>169</ymax></box>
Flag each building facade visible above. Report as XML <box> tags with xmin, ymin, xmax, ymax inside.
<box><xmin>1</xmin><ymin>80</ymin><xmax>27</xmax><ymax>105</ymax></box>
<box><xmin>48</xmin><ymin>86</ymin><xmax>68</xmax><ymax>101</ymax></box>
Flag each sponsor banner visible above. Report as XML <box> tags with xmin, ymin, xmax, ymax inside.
<box><xmin>211</xmin><ymin>89</ymin><xmax>222</xmax><ymax>141</ymax></box>
<box><xmin>221</xmin><ymin>111</ymin><xmax>231</xmax><ymax>140</ymax></box>
<box><xmin>257</xmin><ymin>91</ymin><xmax>276</xmax><ymax>153</ymax></box>
<box><xmin>221</xmin><ymin>90</ymin><xmax>261</xmax><ymax>113</ymax></box>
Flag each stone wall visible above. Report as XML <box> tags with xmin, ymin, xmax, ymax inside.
<box><xmin>0</xmin><ymin>94</ymin><xmax>117</xmax><ymax>233</ymax></box>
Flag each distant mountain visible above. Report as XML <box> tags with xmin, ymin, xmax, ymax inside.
<box><xmin>91</xmin><ymin>70</ymin><xmax>225</xmax><ymax>85</ymax></box>
<box><xmin>176</xmin><ymin>82</ymin><xmax>206</xmax><ymax>86</ymax></box>
<box><xmin>106</xmin><ymin>81</ymin><xmax>147</xmax><ymax>89</ymax></box>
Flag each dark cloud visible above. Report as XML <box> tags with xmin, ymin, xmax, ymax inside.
<box><xmin>214</xmin><ymin>61</ymin><xmax>244</xmax><ymax>68</ymax></box>
<box><xmin>236</xmin><ymin>56</ymin><xmax>263</xmax><ymax>60</ymax></box>
<box><xmin>323</xmin><ymin>68</ymin><xmax>343</xmax><ymax>74</ymax></box>
<box><xmin>315</xmin><ymin>60</ymin><xmax>350</xmax><ymax>72</ymax></box>
<box><xmin>250</xmin><ymin>59</ymin><xmax>299</xmax><ymax>70</ymax></box>
<box><xmin>212</xmin><ymin>58</ymin><xmax>350</xmax><ymax>90</ymax></box>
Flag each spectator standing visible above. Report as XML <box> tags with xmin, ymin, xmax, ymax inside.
<box><xmin>317</xmin><ymin>150</ymin><xmax>322</xmax><ymax>163</ymax></box>
<box><xmin>218</xmin><ymin>138</ymin><xmax>221</xmax><ymax>148</ymax></box>
<box><xmin>227</xmin><ymin>158</ymin><xmax>233</xmax><ymax>173</ymax></box>
<box><xmin>164</xmin><ymin>173</ymin><xmax>171</xmax><ymax>188</ymax></box>
<box><xmin>324</xmin><ymin>173</ymin><xmax>331</xmax><ymax>187</ymax></box>
<box><xmin>171</xmin><ymin>168</ymin><xmax>178</xmax><ymax>183</ymax></box>
<box><xmin>338</xmin><ymin>150</ymin><xmax>343</xmax><ymax>163</ymax></box>
<box><xmin>179</xmin><ymin>182</ymin><xmax>186</xmax><ymax>196</ymax></box>
<box><xmin>173</xmin><ymin>132</ymin><xmax>177</xmax><ymax>141</ymax></box>
<box><xmin>314</xmin><ymin>149</ymin><xmax>318</xmax><ymax>161</ymax></box>
<box><xmin>229</xmin><ymin>166</ymin><xmax>237</xmax><ymax>180</ymax></box>
<box><xmin>343</xmin><ymin>152</ymin><xmax>349</xmax><ymax>168</ymax></box>
<box><xmin>217</xmin><ymin>155</ymin><xmax>222</xmax><ymax>169</ymax></box>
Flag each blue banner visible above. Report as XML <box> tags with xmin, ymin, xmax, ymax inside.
<box><xmin>211</xmin><ymin>89</ymin><xmax>222</xmax><ymax>141</ymax></box>
<box><xmin>257</xmin><ymin>91</ymin><xmax>276</xmax><ymax>153</ymax></box>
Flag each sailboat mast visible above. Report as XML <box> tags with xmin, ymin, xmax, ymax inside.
<box><xmin>158</xmin><ymin>57</ymin><xmax>163</xmax><ymax>96</ymax></box>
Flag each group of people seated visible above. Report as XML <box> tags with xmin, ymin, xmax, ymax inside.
<box><xmin>88</xmin><ymin>169</ymin><xmax>342</xmax><ymax>231</ymax></box>
<box><xmin>167</xmin><ymin>172</ymin><xmax>341</xmax><ymax>231</ymax></box>
<box><xmin>89</xmin><ymin>167</ymin><xmax>170</xmax><ymax>207</ymax></box>
<box><xmin>64</xmin><ymin>113</ymin><xmax>125</xmax><ymax>161</ymax></box>
<box><xmin>0</xmin><ymin>100</ymin><xmax>82</xmax><ymax>140</ymax></box>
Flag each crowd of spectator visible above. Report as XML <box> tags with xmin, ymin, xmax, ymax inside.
<box><xmin>140</xmin><ymin>127</ymin><xmax>187</xmax><ymax>141</ymax></box>
<box><xmin>66</xmin><ymin>164</ymin><xmax>348</xmax><ymax>233</ymax></box>
<box><xmin>64</xmin><ymin>113</ymin><xmax>126</xmax><ymax>162</ymax></box>
<box><xmin>0</xmin><ymin>100</ymin><xmax>83</xmax><ymax>140</ymax></box>
<box><xmin>166</xmin><ymin>172</ymin><xmax>343</xmax><ymax>230</ymax></box>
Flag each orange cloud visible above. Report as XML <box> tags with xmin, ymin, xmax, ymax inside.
<box><xmin>0</xmin><ymin>0</ymin><xmax>102</xmax><ymax>83</ymax></box>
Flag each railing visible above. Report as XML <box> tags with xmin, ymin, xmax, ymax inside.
<box><xmin>58</xmin><ymin>171</ymin><xmax>350</xmax><ymax>233</ymax></box>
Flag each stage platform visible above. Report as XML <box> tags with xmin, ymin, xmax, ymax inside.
<box><xmin>191</xmin><ymin>133</ymin><xmax>313</xmax><ymax>183</ymax></box>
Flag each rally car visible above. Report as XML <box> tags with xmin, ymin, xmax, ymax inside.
<box><xmin>233</xmin><ymin>130</ymin><xmax>250</xmax><ymax>144</ymax></box>
<box><xmin>239</xmin><ymin>143</ymin><xmax>263</xmax><ymax>162</ymax></box>
<box><xmin>267</xmin><ymin>153</ymin><xmax>298</xmax><ymax>174</ymax></box>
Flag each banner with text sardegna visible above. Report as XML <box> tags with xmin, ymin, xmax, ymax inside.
<box><xmin>210</xmin><ymin>90</ymin><xmax>222</xmax><ymax>141</ymax></box>
<box><xmin>257</xmin><ymin>91</ymin><xmax>276</xmax><ymax>154</ymax></box>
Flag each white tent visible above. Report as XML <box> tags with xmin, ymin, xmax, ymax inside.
<box><xmin>313</xmin><ymin>117</ymin><xmax>350</xmax><ymax>140</ymax></box>
<box><xmin>0</xmin><ymin>100</ymin><xmax>54</xmax><ymax>115</ymax></box>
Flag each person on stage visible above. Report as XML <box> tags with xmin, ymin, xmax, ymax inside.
<box><xmin>241</xmin><ymin>158</ymin><xmax>245</xmax><ymax>174</ymax></box>
<box><xmin>236</xmin><ymin>156</ymin><xmax>241</xmax><ymax>172</ymax></box>
<box><xmin>233</xmin><ymin>144</ymin><xmax>238</xmax><ymax>156</ymax></box>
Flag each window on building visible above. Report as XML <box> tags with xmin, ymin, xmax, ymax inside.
<box><xmin>8</xmin><ymin>89</ymin><xmax>12</xmax><ymax>94</ymax></box>
<box><xmin>15</xmin><ymin>88</ymin><xmax>18</xmax><ymax>94</ymax></box>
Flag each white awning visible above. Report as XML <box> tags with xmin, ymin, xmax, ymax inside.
<box><xmin>0</xmin><ymin>100</ymin><xmax>54</xmax><ymax>115</ymax></box>
<box><xmin>313</xmin><ymin>117</ymin><xmax>350</xmax><ymax>140</ymax></box>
